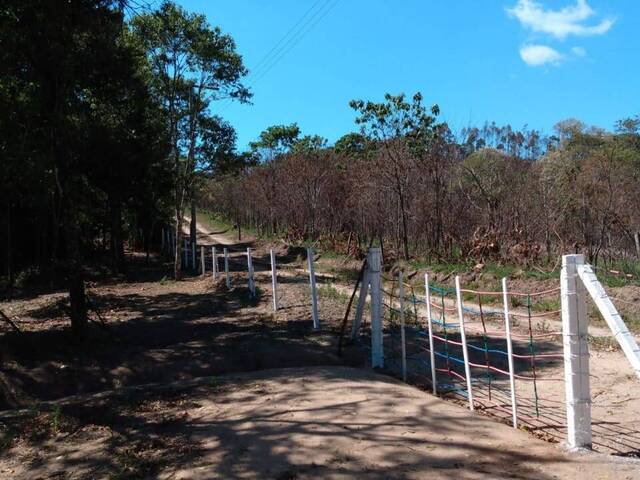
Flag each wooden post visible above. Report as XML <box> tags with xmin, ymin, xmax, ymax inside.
<box><xmin>351</xmin><ymin>269</ymin><xmax>370</xmax><ymax>340</ymax></box>
<box><xmin>191</xmin><ymin>241</ymin><xmax>196</xmax><ymax>270</ymax></box>
<box><xmin>399</xmin><ymin>271</ymin><xmax>407</xmax><ymax>382</ymax></box>
<box><xmin>425</xmin><ymin>274</ymin><xmax>437</xmax><ymax>395</ymax></box>
<box><xmin>455</xmin><ymin>275</ymin><xmax>474</xmax><ymax>411</ymax></box>
<box><xmin>561</xmin><ymin>254</ymin><xmax>591</xmax><ymax>450</ymax></box>
<box><xmin>224</xmin><ymin>247</ymin><xmax>230</xmax><ymax>289</ymax></box>
<box><xmin>307</xmin><ymin>248</ymin><xmax>320</xmax><ymax>330</ymax></box>
<box><xmin>247</xmin><ymin>247</ymin><xmax>255</xmax><ymax>297</ymax></box>
<box><xmin>270</xmin><ymin>249</ymin><xmax>278</xmax><ymax>311</ymax></box>
<box><xmin>212</xmin><ymin>246</ymin><xmax>217</xmax><ymax>279</ymax></box>
<box><xmin>161</xmin><ymin>227</ymin><xmax>165</xmax><ymax>250</ymax></box>
<box><xmin>369</xmin><ymin>248</ymin><xmax>383</xmax><ymax>368</ymax></box>
<box><xmin>502</xmin><ymin>278</ymin><xmax>518</xmax><ymax>429</ymax></box>
<box><xmin>200</xmin><ymin>246</ymin><xmax>205</xmax><ymax>276</ymax></box>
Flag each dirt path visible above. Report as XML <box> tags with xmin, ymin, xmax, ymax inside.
<box><xmin>1</xmin><ymin>366</ymin><xmax>638</xmax><ymax>479</ymax></box>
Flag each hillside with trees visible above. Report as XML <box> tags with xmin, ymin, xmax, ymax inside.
<box><xmin>205</xmin><ymin>95</ymin><xmax>640</xmax><ymax>270</ymax></box>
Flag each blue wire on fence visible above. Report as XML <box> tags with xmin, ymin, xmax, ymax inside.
<box><xmin>466</xmin><ymin>342</ymin><xmax>509</xmax><ymax>357</ymax></box>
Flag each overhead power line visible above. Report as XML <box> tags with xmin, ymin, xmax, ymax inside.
<box><xmin>219</xmin><ymin>0</ymin><xmax>340</xmax><ymax>113</ymax></box>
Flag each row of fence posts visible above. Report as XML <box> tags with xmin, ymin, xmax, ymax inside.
<box><xmin>369</xmin><ymin>267</ymin><xmax>519</xmax><ymax>420</ymax></box>
<box><xmin>357</xmin><ymin>251</ymin><xmax>640</xmax><ymax>451</ymax></box>
<box><xmin>160</xmin><ymin>226</ymin><xmax>321</xmax><ymax>330</ymax></box>
<box><xmin>161</xmin><ymin>230</ymin><xmax>633</xmax><ymax>451</ymax></box>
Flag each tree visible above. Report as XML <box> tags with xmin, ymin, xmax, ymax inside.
<box><xmin>249</xmin><ymin>123</ymin><xmax>301</xmax><ymax>160</ymax></box>
<box><xmin>131</xmin><ymin>1</ymin><xmax>250</xmax><ymax>279</ymax></box>
<box><xmin>350</xmin><ymin>92</ymin><xmax>441</xmax><ymax>260</ymax></box>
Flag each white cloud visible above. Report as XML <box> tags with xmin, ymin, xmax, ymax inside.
<box><xmin>571</xmin><ymin>46</ymin><xmax>586</xmax><ymax>57</ymax></box>
<box><xmin>519</xmin><ymin>44</ymin><xmax>563</xmax><ymax>66</ymax></box>
<box><xmin>507</xmin><ymin>0</ymin><xmax>615</xmax><ymax>40</ymax></box>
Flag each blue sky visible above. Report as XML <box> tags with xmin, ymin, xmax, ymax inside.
<box><xmin>178</xmin><ymin>0</ymin><xmax>638</xmax><ymax>150</ymax></box>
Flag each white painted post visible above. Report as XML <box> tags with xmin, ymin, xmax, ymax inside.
<box><xmin>455</xmin><ymin>276</ymin><xmax>474</xmax><ymax>411</ymax></box>
<box><xmin>224</xmin><ymin>247</ymin><xmax>230</xmax><ymax>289</ymax></box>
<box><xmin>212</xmin><ymin>246</ymin><xmax>218</xmax><ymax>279</ymax></box>
<box><xmin>369</xmin><ymin>248</ymin><xmax>383</xmax><ymax>368</ymax></box>
<box><xmin>399</xmin><ymin>271</ymin><xmax>407</xmax><ymax>382</ymax></box>
<box><xmin>200</xmin><ymin>246</ymin><xmax>205</xmax><ymax>276</ymax></box>
<box><xmin>247</xmin><ymin>247</ymin><xmax>255</xmax><ymax>297</ymax></box>
<box><xmin>307</xmin><ymin>248</ymin><xmax>320</xmax><ymax>330</ymax></box>
<box><xmin>561</xmin><ymin>254</ymin><xmax>591</xmax><ymax>450</ymax></box>
<box><xmin>502</xmin><ymin>278</ymin><xmax>518</xmax><ymax>429</ymax></box>
<box><xmin>351</xmin><ymin>269</ymin><xmax>370</xmax><ymax>340</ymax></box>
<box><xmin>635</xmin><ymin>232</ymin><xmax>640</xmax><ymax>258</ymax></box>
<box><xmin>577</xmin><ymin>263</ymin><xmax>640</xmax><ymax>379</ymax></box>
<box><xmin>425</xmin><ymin>274</ymin><xmax>437</xmax><ymax>395</ymax></box>
<box><xmin>191</xmin><ymin>241</ymin><xmax>196</xmax><ymax>270</ymax></box>
<box><xmin>270</xmin><ymin>249</ymin><xmax>278</xmax><ymax>311</ymax></box>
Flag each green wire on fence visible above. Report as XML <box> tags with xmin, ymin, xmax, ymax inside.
<box><xmin>478</xmin><ymin>294</ymin><xmax>492</xmax><ymax>401</ymax></box>
<box><xmin>441</xmin><ymin>290</ymin><xmax>453</xmax><ymax>378</ymax></box>
<box><xmin>527</xmin><ymin>294</ymin><xmax>540</xmax><ymax>417</ymax></box>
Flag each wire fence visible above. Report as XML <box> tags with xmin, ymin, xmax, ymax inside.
<box><xmin>160</xmin><ymin>228</ymin><xmax>640</xmax><ymax>456</ymax></box>
<box><xmin>363</xmin><ymin>272</ymin><xmax>570</xmax><ymax>439</ymax></box>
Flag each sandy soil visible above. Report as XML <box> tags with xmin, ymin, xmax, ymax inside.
<box><xmin>0</xmin><ymin>367</ymin><xmax>639</xmax><ymax>479</ymax></box>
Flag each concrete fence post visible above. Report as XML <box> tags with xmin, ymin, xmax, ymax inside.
<box><xmin>399</xmin><ymin>271</ymin><xmax>407</xmax><ymax>382</ymax></box>
<box><xmin>307</xmin><ymin>248</ymin><xmax>320</xmax><ymax>330</ymax></box>
<box><xmin>455</xmin><ymin>275</ymin><xmax>474</xmax><ymax>411</ymax></box>
<box><xmin>224</xmin><ymin>247</ymin><xmax>230</xmax><ymax>289</ymax></box>
<box><xmin>502</xmin><ymin>278</ymin><xmax>518</xmax><ymax>429</ymax></box>
<box><xmin>200</xmin><ymin>246</ymin><xmax>205</xmax><ymax>276</ymax></box>
<box><xmin>561</xmin><ymin>254</ymin><xmax>591</xmax><ymax>450</ymax></box>
<box><xmin>212</xmin><ymin>246</ymin><xmax>217</xmax><ymax>279</ymax></box>
<box><xmin>369</xmin><ymin>247</ymin><xmax>383</xmax><ymax>368</ymax></box>
<box><xmin>424</xmin><ymin>274</ymin><xmax>437</xmax><ymax>395</ymax></box>
<box><xmin>270</xmin><ymin>249</ymin><xmax>278</xmax><ymax>311</ymax></box>
<box><xmin>351</xmin><ymin>268</ymin><xmax>370</xmax><ymax>340</ymax></box>
<box><xmin>247</xmin><ymin>247</ymin><xmax>255</xmax><ymax>297</ymax></box>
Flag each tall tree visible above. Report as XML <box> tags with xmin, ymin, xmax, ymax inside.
<box><xmin>350</xmin><ymin>93</ymin><xmax>441</xmax><ymax>259</ymax></box>
<box><xmin>131</xmin><ymin>1</ymin><xmax>250</xmax><ymax>279</ymax></box>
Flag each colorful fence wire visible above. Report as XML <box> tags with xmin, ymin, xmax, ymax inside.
<box><xmin>378</xmin><ymin>272</ymin><xmax>567</xmax><ymax>439</ymax></box>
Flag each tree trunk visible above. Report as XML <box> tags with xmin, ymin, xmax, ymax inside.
<box><xmin>63</xmin><ymin>191</ymin><xmax>87</xmax><ymax>337</ymax></box>
<box><xmin>5</xmin><ymin>201</ymin><xmax>11</xmax><ymax>285</ymax></box>
<box><xmin>109</xmin><ymin>193</ymin><xmax>124</xmax><ymax>274</ymax></box>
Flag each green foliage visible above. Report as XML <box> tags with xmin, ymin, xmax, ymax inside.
<box><xmin>333</xmin><ymin>132</ymin><xmax>367</xmax><ymax>157</ymax></box>
<box><xmin>291</xmin><ymin>135</ymin><xmax>328</xmax><ymax>154</ymax></box>
<box><xmin>318</xmin><ymin>284</ymin><xmax>349</xmax><ymax>302</ymax></box>
<box><xmin>349</xmin><ymin>92</ymin><xmax>441</xmax><ymax>149</ymax></box>
<box><xmin>249</xmin><ymin>123</ymin><xmax>301</xmax><ymax>158</ymax></box>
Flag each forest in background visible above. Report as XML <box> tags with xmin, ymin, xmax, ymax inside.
<box><xmin>205</xmin><ymin>98</ymin><xmax>640</xmax><ymax>270</ymax></box>
<box><xmin>0</xmin><ymin>0</ymin><xmax>251</xmax><ymax>335</ymax></box>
